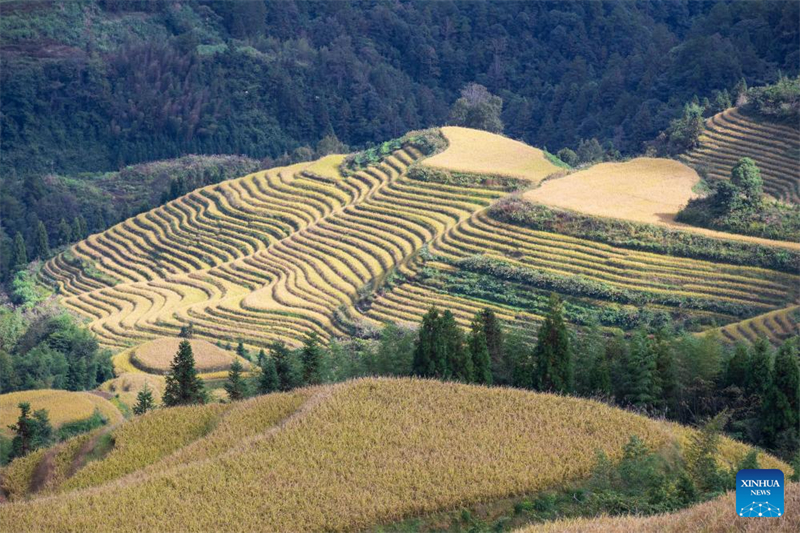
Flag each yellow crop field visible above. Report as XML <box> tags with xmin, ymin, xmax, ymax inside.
<box><xmin>305</xmin><ymin>154</ymin><xmax>346</xmax><ymax>179</ymax></box>
<box><xmin>519</xmin><ymin>482</ymin><xmax>799</xmax><ymax>533</ymax></box>
<box><xmin>423</xmin><ymin>126</ymin><xmax>560</xmax><ymax>182</ymax></box>
<box><xmin>129</xmin><ymin>337</ymin><xmax>243</xmax><ymax>374</ymax></box>
<box><xmin>0</xmin><ymin>379</ymin><xmax>788</xmax><ymax>532</ymax></box>
<box><xmin>681</xmin><ymin>107</ymin><xmax>800</xmax><ymax>204</ymax></box>
<box><xmin>98</xmin><ymin>373</ymin><xmax>165</xmax><ymax>409</ymax></box>
<box><xmin>0</xmin><ymin>390</ymin><xmax>122</xmax><ymax>437</ymax></box>
<box><xmin>525</xmin><ymin>157</ymin><xmax>700</xmax><ymax>225</ymax></box>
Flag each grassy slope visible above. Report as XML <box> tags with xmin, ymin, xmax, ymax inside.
<box><xmin>0</xmin><ymin>379</ymin><xmax>789</xmax><ymax>532</ymax></box>
<box><xmin>519</xmin><ymin>482</ymin><xmax>799</xmax><ymax>533</ymax></box>
<box><xmin>0</xmin><ymin>390</ymin><xmax>122</xmax><ymax>438</ymax></box>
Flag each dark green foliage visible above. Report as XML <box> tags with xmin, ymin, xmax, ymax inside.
<box><xmin>531</xmin><ymin>294</ymin><xmax>572</xmax><ymax>393</ymax></box>
<box><xmin>745</xmin><ymin>75</ymin><xmax>800</xmax><ymax>123</ymax></box>
<box><xmin>11</xmin><ymin>232</ymin><xmax>27</xmax><ymax>272</ymax></box>
<box><xmin>132</xmin><ymin>383</ymin><xmax>156</xmax><ymax>415</ymax></box>
<box><xmin>576</xmin><ymin>138</ymin><xmax>604</xmax><ymax>164</ymax></box>
<box><xmin>236</xmin><ymin>341</ymin><xmax>249</xmax><ymax>361</ymax></box>
<box><xmin>725</xmin><ymin>343</ymin><xmax>750</xmax><ymax>389</ymax></box>
<box><xmin>258</xmin><ymin>356</ymin><xmax>279</xmax><ymax>394</ymax></box>
<box><xmin>730</xmin><ymin>158</ymin><xmax>763</xmax><ymax>207</ymax></box>
<box><xmin>270</xmin><ymin>341</ymin><xmax>302</xmax><ymax>392</ymax></box>
<box><xmin>480</xmin><ymin>309</ymin><xmax>507</xmax><ymax>385</ymax></box>
<box><xmin>449</xmin><ymin>84</ymin><xmax>503</xmax><ymax>133</ymax></box>
<box><xmin>442</xmin><ymin>310</ymin><xmax>471</xmax><ymax>382</ymax></box>
<box><xmin>468</xmin><ymin>312</ymin><xmax>492</xmax><ymax>385</ymax></box>
<box><xmin>685</xmin><ymin>412</ymin><xmax>729</xmax><ymax>495</ymax></box>
<box><xmin>747</xmin><ymin>338</ymin><xmax>773</xmax><ymax>400</ymax></box>
<box><xmin>178</xmin><ymin>323</ymin><xmax>194</xmax><ymax>339</ymax></box>
<box><xmin>412</xmin><ymin>307</ymin><xmax>441</xmax><ymax>378</ymax></box>
<box><xmin>7</xmin><ymin>402</ymin><xmax>54</xmax><ymax>461</ymax></box>
<box><xmin>57</xmin><ymin>409</ymin><xmax>107</xmax><ymax>441</ymax></box>
<box><xmin>300</xmin><ymin>333</ymin><xmax>323</xmax><ymax>386</ymax></box>
<box><xmin>660</xmin><ymin>103</ymin><xmax>705</xmax><ymax>154</ymax></box>
<box><xmin>556</xmin><ymin>148</ymin><xmax>578</xmax><ymax>167</ymax></box>
<box><xmin>34</xmin><ymin>220</ymin><xmax>50</xmax><ymax>260</ymax></box>
<box><xmin>760</xmin><ymin>339</ymin><xmax>800</xmax><ymax>454</ymax></box>
<box><xmin>625</xmin><ymin>331</ymin><xmax>659</xmax><ymax>408</ymax></box>
<box><xmin>224</xmin><ymin>359</ymin><xmax>247</xmax><ymax>402</ymax></box>
<box><xmin>162</xmin><ymin>340</ymin><xmax>206</xmax><ymax>407</ymax></box>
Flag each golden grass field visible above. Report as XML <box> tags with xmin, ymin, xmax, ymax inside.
<box><xmin>519</xmin><ymin>482</ymin><xmax>799</xmax><ymax>533</ymax></box>
<box><xmin>97</xmin><ymin>373</ymin><xmax>165</xmax><ymax>409</ymax></box>
<box><xmin>525</xmin><ymin>157</ymin><xmax>700</xmax><ymax>225</ymax></box>
<box><xmin>305</xmin><ymin>154</ymin><xmax>346</xmax><ymax>179</ymax></box>
<box><xmin>129</xmin><ymin>337</ymin><xmax>241</xmax><ymax>374</ymax></box>
<box><xmin>423</xmin><ymin>126</ymin><xmax>560</xmax><ymax>182</ymax></box>
<box><xmin>0</xmin><ymin>379</ymin><xmax>789</xmax><ymax>532</ymax></box>
<box><xmin>525</xmin><ymin>157</ymin><xmax>800</xmax><ymax>250</ymax></box>
<box><xmin>0</xmin><ymin>390</ymin><xmax>122</xmax><ymax>438</ymax></box>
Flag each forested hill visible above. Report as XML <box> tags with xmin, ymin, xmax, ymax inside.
<box><xmin>1</xmin><ymin>0</ymin><xmax>798</xmax><ymax>177</ymax></box>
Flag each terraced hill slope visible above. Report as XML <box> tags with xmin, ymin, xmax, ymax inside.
<box><xmin>681</xmin><ymin>107</ymin><xmax>800</xmax><ymax>204</ymax></box>
<box><xmin>39</xmin><ymin>128</ymin><xmax>799</xmax><ymax>353</ymax></box>
<box><xmin>0</xmin><ymin>390</ymin><xmax>122</xmax><ymax>438</ymax></box>
<box><xmin>0</xmin><ymin>379</ymin><xmax>790</xmax><ymax>532</ymax></box>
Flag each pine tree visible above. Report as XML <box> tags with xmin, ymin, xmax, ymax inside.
<box><xmin>760</xmin><ymin>339</ymin><xmax>800</xmax><ymax>453</ymax></box>
<box><xmin>34</xmin><ymin>221</ymin><xmax>50</xmax><ymax>259</ymax></box>
<box><xmin>575</xmin><ymin>317</ymin><xmax>604</xmax><ymax>395</ymax></box>
<box><xmin>413</xmin><ymin>307</ymin><xmax>441</xmax><ymax>377</ymax></box>
<box><xmin>533</xmin><ymin>294</ymin><xmax>572</xmax><ymax>393</ymax></box>
<box><xmin>480</xmin><ymin>309</ymin><xmax>507</xmax><ymax>383</ymax></box>
<box><xmin>258</xmin><ymin>356</ymin><xmax>279</xmax><ymax>394</ymax></box>
<box><xmin>11</xmin><ymin>232</ymin><xmax>27</xmax><ymax>271</ymax></box>
<box><xmin>57</xmin><ymin>218</ymin><xmax>72</xmax><ymax>245</ymax></box>
<box><xmin>725</xmin><ymin>343</ymin><xmax>750</xmax><ymax>389</ymax></box>
<box><xmin>301</xmin><ymin>333</ymin><xmax>323</xmax><ymax>385</ymax></box>
<box><xmin>442</xmin><ymin>310</ymin><xmax>470</xmax><ymax>381</ymax></box>
<box><xmin>133</xmin><ymin>383</ymin><xmax>156</xmax><ymax>415</ymax></box>
<box><xmin>270</xmin><ymin>341</ymin><xmax>298</xmax><ymax>392</ymax></box>
<box><xmin>224</xmin><ymin>359</ymin><xmax>246</xmax><ymax>401</ymax></box>
<box><xmin>626</xmin><ymin>330</ymin><xmax>659</xmax><ymax>408</ymax></box>
<box><xmin>162</xmin><ymin>340</ymin><xmax>206</xmax><ymax>406</ymax></box>
<box><xmin>67</xmin><ymin>357</ymin><xmax>88</xmax><ymax>391</ymax></box>
<box><xmin>686</xmin><ymin>412</ymin><xmax>728</xmax><ymax>494</ymax></box>
<box><xmin>468</xmin><ymin>312</ymin><xmax>492</xmax><ymax>385</ymax></box>
<box><xmin>236</xmin><ymin>341</ymin><xmax>249</xmax><ymax>360</ymax></box>
<box><xmin>746</xmin><ymin>337</ymin><xmax>773</xmax><ymax>400</ymax></box>
<box><xmin>8</xmin><ymin>402</ymin><xmax>34</xmax><ymax>458</ymax></box>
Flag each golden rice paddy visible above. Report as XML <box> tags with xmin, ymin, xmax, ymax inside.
<box><xmin>423</xmin><ymin>126</ymin><xmax>560</xmax><ymax>182</ymax></box>
<box><xmin>129</xmin><ymin>337</ymin><xmax>241</xmax><ymax>374</ymax></box>
<box><xmin>0</xmin><ymin>390</ymin><xmax>122</xmax><ymax>437</ymax></box>
<box><xmin>0</xmin><ymin>379</ymin><xmax>789</xmax><ymax>532</ymax></box>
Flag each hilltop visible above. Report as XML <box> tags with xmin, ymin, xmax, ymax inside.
<box><xmin>0</xmin><ymin>378</ymin><xmax>790</xmax><ymax>531</ymax></box>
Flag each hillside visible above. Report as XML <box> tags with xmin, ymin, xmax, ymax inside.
<box><xmin>0</xmin><ymin>378</ymin><xmax>790</xmax><ymax>531</ymax></box>
<box><xmin>0</xmin><ymin>390</ymin><xmax>122</xmax><ymax>438</ymax></box>
<box><xmin>519</xmin><ymin>482</ymin><xmax>799</xmax><ymax>533</ymax></box>
<box><xmin>681</xmin><ymin>107</ymin><xmax>800</xmax><ymax>204</ymax></box>
<box><xmin>38</xmin><ymin>128</ymin><xmax>800</xmax><ymax>352</ymax></box>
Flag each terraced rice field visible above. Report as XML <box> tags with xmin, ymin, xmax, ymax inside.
<box><xmin>0</xmin><ymin>379</ymin><xmax>788</xmax><ymax>532</ymax></box>
<box><xmin>0</xmin><ymin>390</ymin><xmax>122</xmax><ymax>437</ymax></box>
<box><xmin>40</xmin><ymin>129</ymin><xmax>800</xmax><ymax>353</ymax></box>
<box><xmin>422</xmin><ymin>126</ymin><xmax>560</xmax><ymax>182</ymax></box>
<box><xmin>711</xmin><ymin>305</ymin><xmax>799</xmax><ymax>345</ymax></box>
<box><xmin>681</xmin><ymin>107</ymin><xmax>800</xmax><ymax>204</ymax></box>
<box><xmin>126</xmin><ymin>337</ymin><xmax>245</xmax><ymax>375</ymax></box>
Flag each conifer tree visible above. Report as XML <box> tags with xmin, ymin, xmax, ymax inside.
<box><xmin>746</xmin><ymin>337</ymin><xmax>772</xmax><ymax>400</ymax></box>
<box><xmin>626</xmin><ymin>330</ymin><xmax>659</xmax><ymax>408</ymax></box>
<box><xmin>575</xmin><ymin>317</ymin><xmax>604</xmax><ymax>395</ymax></box>
<box><xmin>442</xmin><ymin>310</ymin><xmax>470</xmax><ymax>381</ymax></box>
<box><xmin>162</xmin><ymin>340</ymin><xmax>206</xmax><ymax>406</ymax></box>
<box><xmin>760</xmin><ymin>339</ymin><xmax>800</xmax><ymax>453</ymax></box>
<box><xmin>533</xmin><ymin>294</ymin><xmax>572</xmax><ymax>393</ymax></box>
<box><xmin>270</xmin><ymin>341</ymin><xmax>298</xmax><ymax>392</ymax></box>
<box><xmin>224</xmin><ymin>359</ymin><xmax>246</xmax><ymax>401</ymax></box>
<box><xmin>724</xmin><ymin>343</ymin><xmax>750</xmax><ymax>389</ymax></box>
<box><xmin>34</xmin><ymin>221</ymin><xmax>50</xmax><ymax>259</ymax></box>
<box><xmin>8</xmin><ymin>402</ymin><xmax>33</xmax><ymax>458</ymax></box>
<box><xmin>480</xmin><ymin>309</ymin><xmax>507</xmax><ymax>383</ymax></box>
<box><xmin>468</xmin><ymin>312</ymin><xmax>492</xmax><ymax>385</ymax></box>
<box><xmin>236</xmin><ymin>341</ymin><xmax>249</xmax><ymax>360</ymax></box>
<box><xmin>133</xmin><ymin>383</ymin><xmax>156</xmax><ymax>415</ymax></box>
<box><xmin>11</xmin><ymin>232</ymin><xmax>27</xmax><ymax>271</ymax></box>
<box><xmin>258</xmin><ymin>356</ymin><xmax>279</xmax><ymax>394</ymax></box>
<box><xmin>413</xmin><ymin>307</ymin><xmax>441</xmax><ymax>377</ymax></box>
<box><xmin>301</xmin><ymin>333</ymin><xmax>323</xmax><ymax>385</ymax></box>
<box><xmin>57</xmin><ymin>218</ymin><xmax>72</xmax><ymax>245</ymax></box>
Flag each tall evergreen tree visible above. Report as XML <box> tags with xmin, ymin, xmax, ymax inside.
<box><xmin>7</xmin><ymin>402</ymin><xmax>34</xmax><ymax>458</ymax></box>
<box><xmin>575</xmin><ymin>317</ymin><xmax>604</xmax><ymax>395</ymax></box>
<box><xmin>57</xmin><ymin>218</ymin><xmax>72</xmax><ymax>246</ymax></box>
<box><xmin>413</xmin><ymin>307</ymin><xmax>441</xmax><ymax>377</ymax></box>
<box><xmin>224</xmin><ymin>359</ymin><xmax>246</xmax><ymax>401</ymax></box>
<box><xmin>301</xmin><ymin>333</ymin><xmax>323</xmax><ymax>385</ymax></box>
<box><xmin>236</xmin><ymin>341</ymin><xmax>249</xmax><ymax>360</ymax></box>
<box><xmin>11</xmin><ymin>232</ymin><xmax>27</xmax><ymax>271</ymax></box>
<box><xmin>34</xmin><ymin>220</ymin><xmax>50</xmax><ymax>259</ymax></box>
<box><xmin>533</xmin><ymin>294</ymin><xmax>572</xmax><ymax>393</ymax></box>
<box><xmin>760</xmin><ymin>339</ymin><xmax>800</xmax><ymax>453</ymax></box>
<box><xmin>442</xmin><ymin>310</ymin><xmax>470</xmax><ymax>382</ymax></box>
<box><xmin>480</xmin><ymin>309</ymin><xmax>507</xmax><ymax>383</ymax></box>
<box><xmin>468</xmin><ymin>312</ymin><xmax>492</xmax><ymax>385</ymax></box>
<box><xmin>724</xmin><ymin>343</ymin><xmax>750</xmax><ymax>389</ymax></box>
<box><xmin>270</xmin><ymin>341</ymin><xmax>299</xmax><ymax>392</ymax></box>
<box><xmin>258</xmin><ymin>356</ymin><xmax>279</xmax><ymax>394</ymax></box>
<box><xmin>747</xmin><ymin>337</ymin><xmax>773</xmax><ymax>401</ymax></box>
<box><xmin>133</xmin><ymin>383</ymin><xmax>156</xmax><ymax>415</ymax></box>
<box><xmin>626</xmin><ymin>330</ymin><xmax>659</xmax><ymax>408</ymax></box>
<box><xmin>162</xmin><ymin>340</ymin><xmax>206</xmax><ymax>406</ymax></box>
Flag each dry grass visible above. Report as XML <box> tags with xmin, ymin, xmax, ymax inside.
<box><xmin>0</xmin><ymin>379</ymin><xmax>787</xmax><ymax>532</ymax></box>
<box><xmin>423</xmin><ymin>126</ymin><xmax>560</xmax><ymax>182</ymax></box>
<box><xmin>0</xmin><ymin>390</ymin><xmax>122</xmax><ymax>438</ymax></box>
<box><xmin>306</xmin><ymin>154</ymin><xmax>346</xmax><ymax>179</ymax></box>
<box><xmin>97</xmin><ymin>373</ymin><xmax>166</xmax><ymax>410</ymax></box>
<box><xmin>129</xmin><ymin>337</ymin><xmax>241</xmax><ymax>374</ymax></box>
<box><xmin>525</xmin><ymin>158</ymin><xmax>700</xmax><ymax>225</ymax></box>
<box><xmin>518</xmin><ymin>482</ymin><xmax>800</xmax><ymax>533</ymax></box>
<box><xmin>525</xmin><ymin>157</ymin><xmax>800</xmax><ymax>250</ymax></box>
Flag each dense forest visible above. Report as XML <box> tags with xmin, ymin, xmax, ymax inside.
<box><xmin>1</xmin><ymin>0</ymin><xmax>797</xmax><ymax>176</ymax></box>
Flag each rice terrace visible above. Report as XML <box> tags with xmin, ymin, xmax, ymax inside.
<box><xmin>0</xmin><ymin>1</ymin><xmax>798</xmax><ymax>532</ymax></box>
